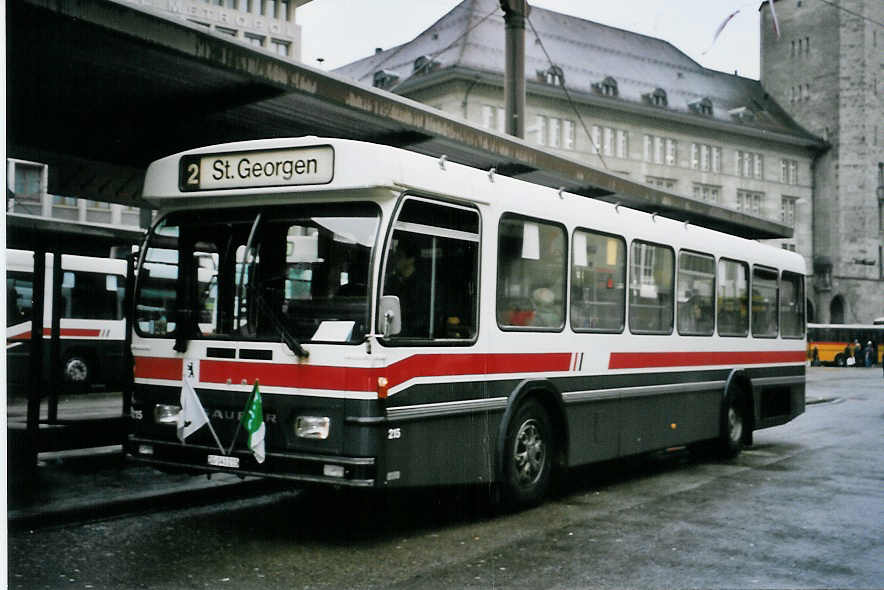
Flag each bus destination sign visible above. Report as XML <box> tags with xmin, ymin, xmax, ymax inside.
<box><xmin>179</xmin><ymin>146</ymin><xmax>334</xmax><ymax>191</ymax></box>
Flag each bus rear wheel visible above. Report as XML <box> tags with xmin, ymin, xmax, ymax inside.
<box><xmin>63</xmin><ymin>355</ymin><xmax>90</xmax><ymax>385</ymax></box>
<box><xmin>501</xmin><ymin>399</ymin><xmax>553</xmax><ymax>509</ymax></box>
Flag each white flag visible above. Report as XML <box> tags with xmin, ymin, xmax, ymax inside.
<box><xmin>177</xmin><ymin>378</ymin><xmax>210</xmax><ymax>442</ymax></box>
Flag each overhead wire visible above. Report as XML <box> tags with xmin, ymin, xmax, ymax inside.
<box><xmin>525</xmin><ymin>13</ymin><xmax>609</xmax><ymax>170</ymax></box>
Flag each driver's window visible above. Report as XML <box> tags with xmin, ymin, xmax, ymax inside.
<box><xmin>381</xmin><ymin>197</ymin><xmax>480</xmax><ymax>343</ymax></box>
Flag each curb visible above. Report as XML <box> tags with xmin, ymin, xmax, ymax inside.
<box><xmin>8</xmin><ymin>473</ymin><xmax>286</xmax><ymax>530</ymax></box>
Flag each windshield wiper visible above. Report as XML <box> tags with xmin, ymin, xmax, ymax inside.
<box><xmin>253</xmin><ymin>286</ymin><xmax>309</xmax><ymax>358</ymax></box>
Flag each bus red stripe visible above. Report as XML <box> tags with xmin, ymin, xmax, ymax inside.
<box><xmin>9</xmin><ymin>328</ymin><xmax>103</xmax><ymax>340</ymax></box>
<box><xmin>42</xmin><ymin>328</ymin><xmax>103</xmax><ymax>338</ymax></box>
<box><xmin>151</xmin><ymin>352</ymin><xmax>574</xmax><ymax>391</ymax></box>
<box><xmin>608</xmin><ymin>350</ymin><xmax>806</xmax><ymax>369</ymax></box>
<box><xmin>134</xmin><ymin>357</ymin><xmax>183</xmax><ymax>380</ymax></box>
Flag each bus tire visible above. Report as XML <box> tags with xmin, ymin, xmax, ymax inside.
<box><xmin>501</xmin><ymin>399</ymin><xmax>553</xmax><ymax>509</ymax></box>
<box><xmin>834</xmin><ymin>353</ymin><xmax>845</xmax><ymax>367</ymax></box>
<box><xmin>63</xmin><ymin>355</ymin><xmax>90</xmax><ymax>385</ymax></box>
<box><xmin>719</xmin><ymin>387</ymin><xmax>748</xmax><ymax>459</ymax></box>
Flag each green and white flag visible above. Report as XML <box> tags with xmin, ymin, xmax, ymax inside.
<box><xmin>241</xmin><ymin>381</ymin><xmax>266</xmax><ymax>464</ymax></box>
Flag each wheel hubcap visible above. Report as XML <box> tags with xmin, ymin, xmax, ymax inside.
<box><xmin>513</xmin><ymin>419</ymin><xmax>545</xmax><ymax>487</ymax></box>
<box><xmin>66</xmin><ymin>359</ymin><xmax>87</xmax><ymax>383</ymax></box>
<box><xmin>727</xmin><ymin>406</ymin><xmax>743</xmax><ymax>443</ymax></box>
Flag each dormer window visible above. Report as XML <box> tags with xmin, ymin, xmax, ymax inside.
<box><xmin>689</xmin><ymin>97</ymin><xmax>713</xmax><ymax>116</ymax></box>
<box><xmin>373</xmin><ymin>69</ymin><xmax>400</xmax><ymax>90</ymax></box>
<box><xmin>643</xmin><ymin>88</ymin><xmax>667</xmax><ymax>107</ymax></box>
<box><xmin>729</xmin><ymin>106</ymin><xmax>756</xmax><ymax>123</ymax></box>
<box><xmin>413</xmin><ymin>55</ymin><xmax>440</xmax><ymax>75</ymax></box>
<box><xmin>593</xmin><ymin>76</ymin><xmax>618</xmax><ymax>97</ymax></box>
<box><xmin>538</xmin><ymin>65</ymin><xmax>564</xmax><ymax>86</ymax></box>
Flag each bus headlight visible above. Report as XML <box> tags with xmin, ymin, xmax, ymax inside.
<box><xmin>295</xmin><ymin>416</ymin><xmax>330</xmax><ymax>439</ymax></box>
<box><xmin>154</xmin><ymin>404</ymin><xmax>181</xmax><ymax>424</ymax></box>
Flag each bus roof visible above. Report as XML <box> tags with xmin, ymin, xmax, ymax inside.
<box><xmin>143</xmin><ymin>137</ymin><xmax>806</xmax><ymax>275</ymax></box>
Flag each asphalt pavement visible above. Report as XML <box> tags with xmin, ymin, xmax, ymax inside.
<box><xmin>5</xmin><ymin>366</ymin><xmax>871</xmax><ymax>528</ymax></box>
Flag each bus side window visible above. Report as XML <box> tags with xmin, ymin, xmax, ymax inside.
<box><xmin>780</xmin><ymin>271</ymin><xmax>805</xmax><ymax>338</ymax></box>
<box><xmin>497</xmin><ymin>215</ymin><xmax>566</xmax><ymax>331</ymax></box>
<box><xmin>677</xmin><ymin>251</ymin><xmax>715</xmax><ymax>336</ymax></box>
<box><xmin>752</xmin><ymin>266</ymin><xmax>779</xmax><ymax>338</ymax></box>
<box><xmin>571</xmin><ymin>229</ymin><xmax>625</xmax><ymax>332</ymax></box>
<box><xmin>629</xmin><ymin>241</ymin><xmax>674</xmax><ymax>334</ymax></box>
<box><xmin>6</xmin><ymin>272</ymin><xmax>33</xmax><ymax>325</ymax></box>
<box><xmin>718</xmin><ymin>259</ymin><xmax>749</xmax><ymax>337</ymax></box>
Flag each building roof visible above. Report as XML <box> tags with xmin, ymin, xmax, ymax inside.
<box><xmin>335</xmin><ymin>0</ymin><xmax>818</xmax><ymax>142</ymax></box>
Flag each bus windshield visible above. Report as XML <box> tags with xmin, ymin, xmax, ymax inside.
<box><xmin>135</xmin><ymin>202</ymin><xmax>379</xmax><ymax>345</ymax></box>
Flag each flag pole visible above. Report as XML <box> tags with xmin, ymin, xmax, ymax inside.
<box><xmin>227</xmin><ymin>380</ymin><xmax>258</xmax><ymax>455</ymax></box>
<box><xmin>206</xmin><ymin>419</ymin><xmax>226</xmax><ymax>456</ymax></box>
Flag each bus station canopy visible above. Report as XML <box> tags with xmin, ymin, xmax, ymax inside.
<box><xmin>7</xmin><ymin>0</ymin><xmax>793</xmax><ymax>239</ymax></box>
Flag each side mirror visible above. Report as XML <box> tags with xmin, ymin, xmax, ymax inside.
<box><xmin>379</xmin><ymin>295</ymin><xmax>402</xmax><ymax>337</ymax></box>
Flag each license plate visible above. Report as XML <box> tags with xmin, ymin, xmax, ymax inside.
<box><xmin>207</xmin><ymin>454</ymin><xmax>239</xmax><ymax>468</ymax></box>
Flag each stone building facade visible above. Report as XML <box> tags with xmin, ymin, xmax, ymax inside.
<box><xmin>336</xmin><ymin>0</ymin><xmax>826</xmax><ymax>317</ymax></box>
<box><xmin>761</xmin><ymin>0</ymin><xmax>883</xmax><ymax>323</ymax></box>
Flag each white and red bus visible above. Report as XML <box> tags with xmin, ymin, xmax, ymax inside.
<box><xmin>6</xmin><ymin>249</ymin><xmax>128</xmax><ymax>395</ymax></box>
<box><xmin>127</xmin><ymin>137</ymin><xmax>807</xmax><ymax>507</ymax></box>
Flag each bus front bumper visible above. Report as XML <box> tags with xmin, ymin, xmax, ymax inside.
<box><xmin>126</xmin><ymin>436</ymin><xmax>377</xmax><ymax>488</ymax></box>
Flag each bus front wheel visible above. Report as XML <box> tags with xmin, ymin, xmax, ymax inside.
<box><xmin>501</xmin><ymin>399</ymin><xmax>553</xmax><ymax>508</ymax></box>
<box><xmin>719</xmin><ymin>389</ymin><xmax>748</xmax><ymax>458</ymax></box>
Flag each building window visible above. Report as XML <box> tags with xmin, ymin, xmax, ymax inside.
<box><xmin>270</xmin><ymin>39</ymin><xmax>290</xmax><ymax>57</ymax></box>
<box><xmin>689</xmin><ymin>97</ymin><xmax>713</xmax><ymax>116</ymax></box>
<box><xmin>539</xmin><ymin>65</ymin><xmax>564</xmax><ymax>87</ymax></box>
<box><xmin>780</xmin><ymin>159</ymin><xmax>799</xmax><ymax>184</ymax></box>
<box><xmin>737</xmin><ymin>151</ymin><xmax>763</xmax><ymax>179</ymax></box>
<box><xmin>593</xmin><ymin>125</ymin><xmax>624</xmax><ymax>157</ymax></box>
<box><xmin>691</xmin><ymin>143</ymin><xmax>720</xmax><ymax>172</ymax></box>
<box><xmin>562</xmin><ymin>120</ymin><xmax>575</xmax><ymax>150</ymax></box>
<box><xmin>482</xmin><ymin>104</ymin><xmax>505</xmax><ymax>132</ymax></box>
<box><xmin>538</xmin><ymin>115</ymin><xmax>575</xmax><ymax>149</ymax></box>
<box><xmin>781</xmin><ymin>196</ymin><xmax>798</xmax><ymax>226</ymax></box>
<box><xmin>245</xmin><ymin>33</ymin><xmax>264</xmax><ymax>47</ymax></box>
<box><xmin>616</xmin><ymin>129</ymin><xmax>628</xmax><ymax>159</ymax></box>
<box><xmin>53</xmin><ymin>196</ymin><xmax>78</xmax><ymax>207</ymax></box>
<box><xmin>216</xmin><ymin>26</ymin><xmax>237</xmax><ymax>36</ymax></box>
<box><xmin>594</xmin><ymin>76</ymin><xmax>618</xmax><ymax>97</ymax></box>
<box><xmin>413</xmin><ymin>55</ymin><xmax>440</xmax><ymax>75</ymax></box>
<box><xmin>87</xmin><ymin>200</ymin><xmax>111</xmax><ymax>210</ymax></box>
<box><xmin>644</xmin><ymin>135</ymin><xmax>677</xmax><ymax>165</ymax></box>
<box><xmin>647</xmin><ymin>176</ymin><xmax>677</xmax><ymax>190</ymax></box>
<box><xmin>645</xmin><ymin>88</ymin><xmax>667</xmax><ymax>107</ymax></box>
<box><xmin>13</xmin><ymin>163</ymin><xmax>43</xmax><ymax>198</ymax></box>
<box><xmin>692</xmin><ymin>183</ymin><xmax>721</xmax><ymax>203</ymax></box>
<box><xmin>736</xmin><ymin>189</ymin><xmax>764</xmax><ymax>216</ymax></box>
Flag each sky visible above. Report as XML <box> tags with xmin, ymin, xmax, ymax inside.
<box><xmin>298</xmin><ymin>0</ymin><xmax>766</xmax><ymax>79</ymax></box>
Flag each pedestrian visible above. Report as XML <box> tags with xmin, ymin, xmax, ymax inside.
<box><xmin>854</xmin><ymin>340</ymin><xmax>862</xmax><ymax>367</ymax></box>
<box><xmin>811</xmin><ymin>346</ymin><xmax>820</xmax><ymax>367</ymax></box>
<box><xmin>863</xmin><ymin>341</ymin><xmax>873</xmax><ymax>367</ymax></box>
